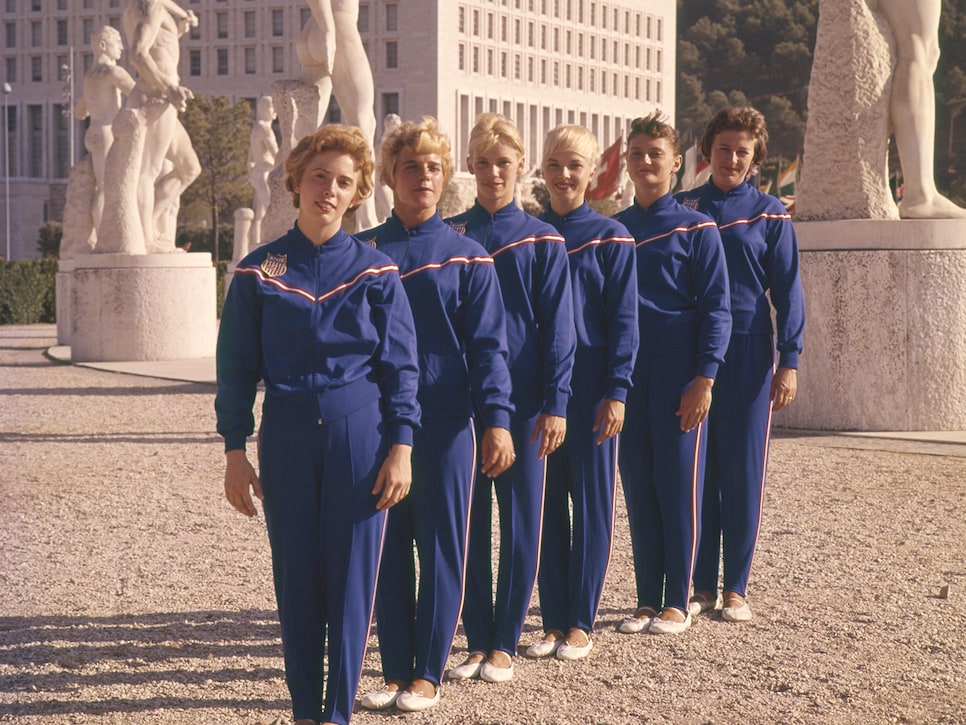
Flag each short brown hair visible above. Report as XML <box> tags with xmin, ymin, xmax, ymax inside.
<box><xmin>379</xmin><ymin>116</ymin><xmax>453</xmax><ymax>188</ymax></box>
<box><xmin>699</xmin><ymin>107</ymin><xmax>768</xmax><ymax>165</ymax></box>
<box><xmin>627</xmin><ymin>111</ymin><xmax>680</xmax><ymax>154</ymax></box>
<box><xmin>284</xmin><ymin>124</ymin><xmax>375</xmax><ymax>210</ymax></box>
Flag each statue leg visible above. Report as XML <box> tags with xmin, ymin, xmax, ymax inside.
<box><xmin>152</xmin><ymin>119</ymin><xmax>201</xmax><ymax>253</ymax></box>
<box><xmin>876</xmin><ymin>0</ymin><xmax>966</xmax><ymax>217</ymax></box>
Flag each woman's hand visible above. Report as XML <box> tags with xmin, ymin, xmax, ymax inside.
<box><xmin>481</xmin><ymin>427</ymin><xmax>515</xmax><ymax>478</ymax></box>
<box><xmin>593</xmin><ymin>399</ymin><xmax>625</xmax><ymax>445</ymax></box>
<box><xmin>224</xmin><ymin>449</ymin><xmax>262</xmax><ymax>517</ymax></box>
<box><xmin>372</xmin><ymin>444</ymin><xmax>413</xmax><ymax>511</ymax></box>
<box><xmin>770</xmin><ymin>367</ymin><xmax>798</xmax><ymax>411</ymax></box>
<box><xmin>531</xmin><ymin>414</ymin><xmax>566</xmax><ymax>459</ymax></box>
<box><xmin>676</xmin><ymin>376</ymin><xmax>714</xmax><ymax>432</ymax></box>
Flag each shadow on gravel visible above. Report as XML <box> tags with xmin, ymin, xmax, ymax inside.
<box><xmin>0</xmin><ymin>609</ymin><xmax>287</xmax><ymax>717</ymax></box>
<box><xmin>0</xmin><ymin>431</ymin><xmax>222</xmax><ymax>445</ymax></box>
<box><xmin>0</xmin><ymin>383</ymin><xmax>213</xmax><ymax>396</ymax></box>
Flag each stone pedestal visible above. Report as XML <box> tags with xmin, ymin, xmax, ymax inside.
<box><xmin>69</xmin><ymin>252</ymin><xmax>216</xmax><ymax>362</ymax></box>
<box><xmin>55</xmin><ymin>260</ymin><xmax>75</xmax><ymax>346</ymax></box>
<box><xmin>777</xmin><ymin>220</ymin><xmax>966</xmax><ymax>431</ymax></box>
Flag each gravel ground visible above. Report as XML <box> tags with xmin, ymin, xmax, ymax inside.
<box><xmin>1</xmin><ymin>324</ymin><xmax>965</xmax><ymax>725</ymax></box>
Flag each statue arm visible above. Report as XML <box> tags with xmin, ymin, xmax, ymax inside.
<box><xmin>74</xmin><ymin>96</ymin><xmax>88</xmax><ymax>120</ymax></box>
<box><xmin>157</xmin><ymin>0</ymin><xmax>199</xmax><ymax>37</ymax></box>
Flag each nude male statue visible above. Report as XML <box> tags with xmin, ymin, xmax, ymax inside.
<box><xmin>870</xmin><ymin>0</ymin><xmax>966</xmax><ymax>218</ymax></box>
<box><xmin>297</xmin><ymin>0</ymin><xmax>379</xmax><ymax>228</ymax></box>
<box><xmin>74</xmin><ymin>26</ymin><xmax>135</xmax><ymax>235</ymax></box>
<box><xmin>122</xmin><ymin>0</ymin><xmax>202</xmax><ymax>252</ymax></box>
<box><xmin>247</xmin><ymin>95</ymin><xmax>280</xmax><ymax>251</ymax></box>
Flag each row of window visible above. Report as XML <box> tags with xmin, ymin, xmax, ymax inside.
<box><xmin>458</xmin><ymin>2</ymin><xmax>659</xmax><ymax>40</ymax></box>
<box><xmin>3</xmin><ymin>0</ymin><xmax>114</xmax><ymax>11</ymax></box>
<box><xmin>457</xmin><ymin>45</ymin><xmax>661</xmax><ymax>102</ymax></box>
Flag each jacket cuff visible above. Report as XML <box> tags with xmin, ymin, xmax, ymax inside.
<box><xmin>541</xmin><ymin>390</ymin><xmax>570</xmax><ymax>418</ymax></box>
<box><xmin>483</xmin><ymin>408</ymin><xmax>512</xmax><ymax>431</ymax></box>
<box><xmin>778</xmin><ymin>350</ymin><xmax>799</xmax><ymax>369</ymax></box>
<box><xmin>389</xmin><ymin>422</ymin><xmax>415</xmax><ymax>447</ymax></box>
<box><xmin>604</xmin><ymin>382</ymin><xmax>629</xmax><ymax>404</ymax></box>
<box><xmin>694</xmin><ymin>361</ymin><xmax>720</xmax><ymax>380</ymax></box>
<box><xmin>223</xmin><ymin>431</ymin><xmax>248</xmax><ymax>453</ymax></box>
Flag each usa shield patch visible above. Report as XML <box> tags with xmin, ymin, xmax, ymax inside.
<box><xmin>447</xmin><ymin>221</ymin><xmax>467</xmax><ymax>235</ymax></box>
<box><xmin>260</xmin><ymin>253</ymin><xmax>287</xmax><ymax>278</ymax></box>
<box><xmin>681</xmin><ymin>197</ymin><xmax>699</xmax><ymax>211</ymax></box>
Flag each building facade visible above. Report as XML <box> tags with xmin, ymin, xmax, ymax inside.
<box><xmin>0</xmin><ymin>0</ymin><xmax>675</xmax><ymax>259</ymax></box>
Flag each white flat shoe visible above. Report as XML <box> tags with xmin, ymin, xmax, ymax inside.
<box><xmin>688</xmin><ymin>592</ymin><xmax>720</xmax><ymax>617</ymax></box>
<box><xmin>480</xmin><ymin>660</ymin><xmax>514</xmax><ymax>683</ymax></box>
<box><xmin>447</xmin><ymin>653</ymin><xmax>485</xmax><ymax>681</ymax></box>
<box><xmin>556</xmin><ymin>637</ymin><xmax>593</xmax><ymax>661</ymax></box>
<box><xmin>722</xmin><ymin>599</ymin><xmax>753</xmax><ymax>622</ymax></box>
<box><xmin>618</xmin><ymin>615</ymin><xmax>652</xmax><ymax>634</ymax></box>
<box><xmin>525</xmin><ymin>637</ymin><xmax>562</xmax><ymax>658</ymax></box>
<box><xmin>360</xmin><ymin>685</ymin><xmax>400</xmax><ymax>710</ymax></box>
<box><xmin>396</xmin><ymin>685</ymin><xmax>441</xmax><ymax>712</ymax></box>
<box><xmin>618</xmin><ymin>606</ymin><xmax>658</xmax><ymax>634</ymax></box>
<box><xmin>649</xmin><ymin>611</ymin><xmax>692</xmax><ymax>635</ymax></box>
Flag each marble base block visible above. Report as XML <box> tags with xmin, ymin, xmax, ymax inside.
<box><xmin>69</xmin><ymin>253</ymin><xmax>216</xmax><ymax>362</ymax></box>
<box><xmin>776</xmin><ymin>220</ymin><xmax>966</xmax><ymax>431</ymax></box>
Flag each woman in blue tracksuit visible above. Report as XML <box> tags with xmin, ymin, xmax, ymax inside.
<box><xmin>357</xmin><ymin>117</ymin><xmax>515</xmax><ymax>713</ymax></box>
<box><xmin>444</xmin><ymin>113</ymin><xmax>576</xmax><ymax>684</ymax></box>
<box><xmin>527</xmin><ymin>124</ymin><xmax>638</xmax><ymax>661</ymax></box>
<box><xmin>216</xmin><ymin>124</ymin><xmax>420</xmax><ymax>725</ymax></box>
<box><xmin>675</xmin><ymin>107</ymin><xmax>805</xmax><ymax>623</ymax></box>
<box><xmin>614</xmin><ymin>113</ymin><xmax>732</xmax><ymax>636</ymax></box>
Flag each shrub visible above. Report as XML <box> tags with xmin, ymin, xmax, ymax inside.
<box><xmin>37</xmin><ymin>222</ymin><xmax>63</xmax><ymax>259</ymax></box>
<box><xmin>0</xmin><ymin>259</ymin><xmax>58</xmax><ymax>324</ymax></box>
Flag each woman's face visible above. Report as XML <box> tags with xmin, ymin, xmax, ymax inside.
<box><xmin>292</xmin><ymin>150</ymin><xmax>361</xmax><ymax>238</ymax></box>
<box><xmin>542</xmin><ymin>148</ymin><xmax>595</xmax><ymax>211</ymax></box>
<box><xmin>710</xmin><ymin>129</ymin><xmax>757</xmax><ymax>192</ymax></box>
<box><xmin>469</xmin><ymin>141</ymin><xmax>525</xmax><ymax>211</ymax></box>
<box><xmin>626</xmin><ymin>134</ymin><xmax>681</xmax><ymax>194</ymax></box>
<box><xmin>391</xmin><ymin>147</ymin><xmax>445</xmax><ymax>218</ymax></box>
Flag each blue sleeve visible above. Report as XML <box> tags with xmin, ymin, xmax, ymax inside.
<box><xmin>691</xmin><ymin>224</ymin><xmax>732</xmax><ymax>379</ymax></box>
<box><xmin>369</xmin><ymin>272</ymin><xmax>421</xmax><ymax>446</ymax></box>
<box><xmin>767</xmin><ymin>217</ymin><xmax>806</xmax><ymax>369</ymax></box>
<box><xmin>215</xmin><ymin>274</ymin><xmax>263</xmax><ymax>452</ymax></box>
<box><xmin>536</xmin><ymin>240</ymin><xmax>576</xmax><ymax>417</ymax></box>
<box><xmin>461</xmin><ymin>261</ymin><xmax>514</xmax><ymax>430</ymax></box>
<box><xmin>600</xmin><ymin>237</ymin><xmax>639</xmax><ymax>402</ymax></box>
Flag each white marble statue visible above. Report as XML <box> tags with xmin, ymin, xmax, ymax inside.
<box><xmin>295</xmin><ymin>0</ymin><xmax>378</xmax><ymax>228</ymax></box>
<box><xmin>373</xmin><ymin>113</ymin><xmax>401</xmax><ymax>223</ymax></box>
<box><xmin>73</xmin><ymin>26</ymin><xmax>135</xmax><ymax>237</ymax></box>
<box><xmin>800</xmin><ymin>0</ymin><xmax>966</xmax><ymax>220</ymax></box>
<box><xmin>99</xmin><ymin>0</ymin><xmax>201</xmax><ymax>254</ymax></box>
<box><xmin>871</xmin><ymin>0</ymin><xmax>966</xmax><ymax>218</ymax></box>
<box><xmin>248</xmin><ymin>96</ymin><xmax>279</xmax><ymax>250</ymax></box>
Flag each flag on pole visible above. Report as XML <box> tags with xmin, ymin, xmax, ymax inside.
<box><xmin>694</xmin><ymin>159</ymin><xmax>711</xmax><ymax>188</ymax></box>
<box><xmin>586</xmin><ymin>137</ymin><xmax>623</xmax><ymax>200</ymax></box>
<box><xmin>680</xmin><ymin>143</ymin><xmax>699</xmax><ymax>191</ymax></box>
<box><xmin>778</xmin><ymin>157</ymin><xmax>799</xmax><ymax>196</ymax></box>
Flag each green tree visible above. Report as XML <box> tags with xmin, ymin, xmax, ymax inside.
<box><xmin>181</xmin><ymin>95</ymin><xmax>253</xmax><ymax>263</ymax></box>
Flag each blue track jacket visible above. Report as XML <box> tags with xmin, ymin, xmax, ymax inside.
<box><xmin>356</xmin><ymin>212</ymin><xmax>513</xmax><ymax>429</ymax></box>
<box><xmin>215</xmin><ymin>225</ymin><xmax>421</xmax><ymax>452</ymax></box>
<box><xmin>676</xmin><ymin>182</ymin><xmax>805</xmax><ymax>368</ymax></box>
<box><xmin>446</xmin><ymin>201</ymin><xmax>576</xmax><ymax>418</ymax></box>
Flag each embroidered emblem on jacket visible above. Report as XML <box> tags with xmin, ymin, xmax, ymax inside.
<box><xmin>447</xmin><ymin>221</ymin><xmax>467</xmax><ymax>235</ymax></box>
<box><xmin>681</xmin><ymin>197</ymin><xmax>700</xmax><ymax>210</ymax></box>
<box><xmin>260</xmin><ymin>253</ymin><xmax>288</xmax><ymax>278</ymax></box>
<box><xmin>365</xmin><ymin>238</ymin><xmax>377</xmax><ymax>248</ymax></box>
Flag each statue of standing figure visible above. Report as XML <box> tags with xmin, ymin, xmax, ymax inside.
<box><xmin>247</xmin><ymin>96</ymin><xmax>280</xmax><ymax>251</ymax></box>
<box><xmin>74</xmin><ymin>26</ymin><xmax>135</xmax><ymax>236</ymax></box>
<box><xmin>294</xmin><ymin>0</ymin><xmax>379</xmax><ymax>229</ymax></box>
<box><xmin>98</xmin><ymin>0</ymin><xmax>201</xmax><ymax>254</ymax></box>
<box><xmin>870</xmin><ymin>0</ymin><xmax>966</xmax><ymax>218</ymax></box>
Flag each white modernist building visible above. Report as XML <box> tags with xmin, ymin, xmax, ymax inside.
<box><xmin>0</xmin><ymin>0</ymin><xmax>675</xmax><ymax>259</ymax></box>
